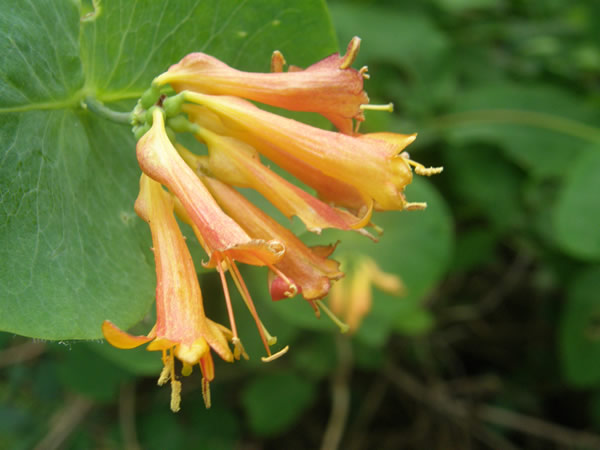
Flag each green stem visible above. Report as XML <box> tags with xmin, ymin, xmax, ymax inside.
<box><xmin>429</xmin><ymin>109</ymin><xmax>600</xmax><ymax>143</ymax></box>
<box><xmin>83</xmin><ymin>96</ymin><xmax>133</xmax><ymax>124</ymax></box>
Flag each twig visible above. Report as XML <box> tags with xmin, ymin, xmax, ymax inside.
<box><xmin>385</xmin><ymin>364</ymin><xmax>600</xmax><ymax>449</ymax></box>
<box><xmin>34</xmin><ymin>394</ymin><xmax>94</xmax><ymax>450</ymax></box>
<box><xmin>119</xmin><ymin>383</ymin><xmax>141</xmax><ymax>450</ymax></box>
<box><xmin>0</xmin><ymin>341</ymin><xmax>46</xmax><ymax>368</ymax></box>
<box><xmin>479</xmin><ymin>404</ymin><xmax>600</xmax><ymax>449</ymax></box>
<box><xmin>320</xmin><ymin>335</ymin><xmax>353</xmax><ymax>450</ymax></box>
<box><xmin>346</xmin><ymin>378</ymin><xmax>389</xmax><ymax>450</ymax></box>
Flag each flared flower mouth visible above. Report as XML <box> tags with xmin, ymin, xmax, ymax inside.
<box><xmin>181</xmin><ymin>92</ymin><xmax>439</xmax><ymax>211</ymax></box>
<box><xmin>199</xmin><ymin>173</ymin><xmax>345</xmax><ymax>308</ymax></box>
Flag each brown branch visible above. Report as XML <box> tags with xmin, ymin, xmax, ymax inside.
<box><xmin>320</xmin><ymin>335</ymin><xmax>353</xmax><ymax>450</ymax></box>
<box><xmin>385</xmin><ymin>364</ymin><xmax>600</xmax><ymax>449</ymax></box>
<box><xmin>119</xmin><ymin>383</ymin><xmax>141</xmax><ymax>450</ymax></box>
<box><xmin>0</xmin><ymin>341</ymin><xmax>46</xmax><ymax>368</ymax></box>
<box><xmin>34</xmin><ymin>394</ymin><xmax>94</xmax><ymax>450</ymax></box>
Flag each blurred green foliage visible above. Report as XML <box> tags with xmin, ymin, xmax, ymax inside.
<box><xmin>2</xmin><ymin>0</ymin><xmax>600</xmax><ymax>448</ymax></box>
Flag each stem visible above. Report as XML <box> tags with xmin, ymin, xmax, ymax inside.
<box><xmin>430</xmin><ymin>109</ymin><xmax>600</xmax><ymax>143</ymax></box>
<box><xmin>83</xmin><ymin>96</ymin><xmax>133</xmax><ymax>124</ymax></box>
<box><xmin>320</xmin><ymin>335</ymin><xmax>353</xmax><ymax>450</ymax></box>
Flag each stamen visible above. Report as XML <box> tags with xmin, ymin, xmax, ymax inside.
<box><xmin>170</xmin><ymin>379</ymin><xmax>182</xmax><ymax>412</ymax></box>
<box><xmin>216</xmin><ymin>256</ymin><xmax>239</xmax><ymax>344</ymax></box>
<box><xmin>227</xmin><ymin>260</ymin><xmax>273</xmax><ymax>356</ymax></box>
<box><xmin>309</xmin><ymin>299</ymin><xmax>321</xmax><ymax>318</ymax></box>
<box><xmin>261</xmin><ymin>345</ymin><xmax>290</xmax><ymax>362</ymax></box>
<box><xmin>315</xmin><ymin>300</ymin><xmax>350</xmax><ymax>333</ymax></box>
<box><xmin>359</xmin><ymin>66</ymin><xmax>369</xmax><ymax>79</ymax></box>
<box><xmin>355</xmin><ymin>228</ymin><xmax>379</xmax><ymax>242</ymax></box>
<box><xmin>270</xmin><ymin>50</ymin><xmax>286</xmax><ymax>73</ymax></box>
<box><xmin>404</xmin><ymin>202</ymin><xmax>428</xmax><ymax>211</ymax></box>
<box><xmin>157</xmin><ymin>349</ymin><xmax>171</xmax><ymax>386</ymax></box>
<box><xmin>360</xmin><ymin>103</ymin><xmax>394</xmax><ymax>112</ymax></box>
<box><xmin>403</xmin><ymin>158</ymin><xmax>444</xmax><ymax>176</ymax></box>
<box><xmin>231</xmin><ymin>337</ymin><xmax>249</xmax><ymax>360</ymax></box>
<box><xmin>260</xmin><ymin>323</ymin><xmax>278</xmax><ymax>346</ymax></box>
<box><xmin>339</xmin><ymin>36</ymin><xmax>361</xmax><ymax>69</ymax></box>
<box><xmin>157</xmin><ymin>365</ymin><xmax>171</xmax><ymax>386</ymax></box>
<box><xmin>201</xmin><ymin>378</ymin><xmax>212</xmax><ymax>408</ymax></box>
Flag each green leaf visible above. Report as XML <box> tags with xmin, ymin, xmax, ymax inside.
<box><xmin>80</xmin><ymin>0</ymin><xmax>338</xmax><ymax>99</ymax></box>
<box><xmin>442</xmin><ymin>143</ymin><xmax>524</xmax><ymax>231</ymax></box>
<box><xmin>241</xmin><ymin>372</ymin><xmax>316</xmax><ymax>436</ymax></box>
<box><xmin>329</xmin><ymin>3</ymin><xmax>448</xmax><ymax>75</ymax></box>
<box><xmin>443</xmin><ymin>82</ymin><xmax>600</xmax><ymax>178</ymax></box>
<box><xmin>0</xmin><ymin>0</ymin><xmax>337</xmax><ymax>340</ymax></box>
<box><xmin>553</xmin><ymin>145</ymin><xmax>600</xmax><ymax>261</ymax></box>
<box><xmin>559</xmin><ymin>266</ymin><xmax>600</xmax><ymax>386</ymax></box>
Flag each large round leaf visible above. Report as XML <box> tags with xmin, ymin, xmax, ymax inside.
<box><xmin>0</xmin><ymin>0</ymin><xmax>337</xmax><ymax>339</ymax></box>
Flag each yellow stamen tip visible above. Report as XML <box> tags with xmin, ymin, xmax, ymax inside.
<box><xmin>360</xmin><ymin>103</ymin><xmax>394</xmax><ymax>112</ymax></box>
<box><xmin>170</xmin><ymin>379</ymin><xmax>182</xmax><ymax>413</ymax></box>
<box><xmin>404</xmin><ymin>202</ymin><xmax>428</xmax><ymax>211</ymax></box>
<box><xmin>202</xmin><ymin>378</ymin><xmax>212</xmax><ymax>409</ymax></box>
<box><xmin>415</xmin><ymin>166</ymin><xmax>444</xmax><ymax>176</ymax></box>
<box><xmin>340</xmin><ymin>36</ymin><xmax>361</xmax><ymax>70</ymax></box>
<box><xmin>261</xmin><ymin>345</ymin><xmax>290</xmax><ymax>362</ymax></box>
<box><xmin>157</xmin><ymin>364</ymin><xmax>171</xmax><ymax>386</ymax></box>
<box><xmin>284</xmin><ymin>283</ymin><xmax>298</xmax><ymax>298</ymax></box>
<box><xmin>270</xmin><ymin>50</ymin><xmax>286</xmax><ymax>73</ymax></box>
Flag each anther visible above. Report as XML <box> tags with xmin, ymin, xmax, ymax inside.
<box><xmin>339</xmin><ymin>36</ymin><xmax>361</xmax><ymax>69</ymax></box>
<box><xmin>404</xmin><ymin>202</ymin><xmax>428</xmax><ymax>211</ymax></box>
<box><xmin>360</xmin><ymin>103</ymin><xmax>394</xmax><ymax>112</ymax></box>
<box><xmin>261</xmin><ymin>345</ymin><xmax>290</xmax><ymax>362</ymax></box>
<box><xmin>271</xmin><ymin>50</ymin><xmax>286</xmax><ymax>73</ymax></box>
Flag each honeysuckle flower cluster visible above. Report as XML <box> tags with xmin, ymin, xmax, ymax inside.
<box><xmin>102</xmin><ymin>37</ymin><xmax>442</xmax><ymax>411</ymax></box>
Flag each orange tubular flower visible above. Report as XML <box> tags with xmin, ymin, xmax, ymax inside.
<box><xmin>185</xmin><ymin>104</ymin><xmax>370</xmax><ymax>213</ymax></box>
<box><xmin>329</xmin><ymin>256</ymin><xmax>405</xmax><ymax>334</ymax></box>
<box><xmin>102</xmin><ymin>174</ymin><xmax>234</xmax><ymax>411</ymax></box>
<box><xmin>136</xmin><ymin>108</ymin><xmax>283</xmax><ymax>268</ymax></box>
<box><xmin>190</xmin><ymin>125</ymin><xmax>372</xmax><ymax>233</ymax></box>
<box><xmin>198</xmin><ymin>173</ymin><xmax>344</xmax><ymax>309</ymax></box>
<box><xmin>155</xmin><ymin>37</ymin><xmax>369</xmax><ymax>135</ymax></box>
<box><xmin>183</xmin><ymin>92</ymin><xmax>432</xmax><ymax>211</ymax></box>
<box><xmin>137</xmin><ymin>108</ymin><xmax>287</xmax><ymax>362</ymax></box>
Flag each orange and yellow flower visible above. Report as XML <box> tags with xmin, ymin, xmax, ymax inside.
<box><xmin>329</xmin><ymin>256</ymin><xmax>405</xmax><ymax>334</ymax></box>
<box><xmin>183</xmin><ymin>92</ymin><xmax>429</xmax><ymax>211</ymax></box>
<box><xmin>155</xmin><ymin>37</ymin><xmax>369</xmax><ymax>135</ymax></box>
<box><xmin>102</xmin><ymin>174</ymin><xmax>233</xmax><ymax>411</ymax></box>
<box><xmin>105</xmin><ymin>36</ymin><xmax>442</xmax><ymax>412</ymax></box>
